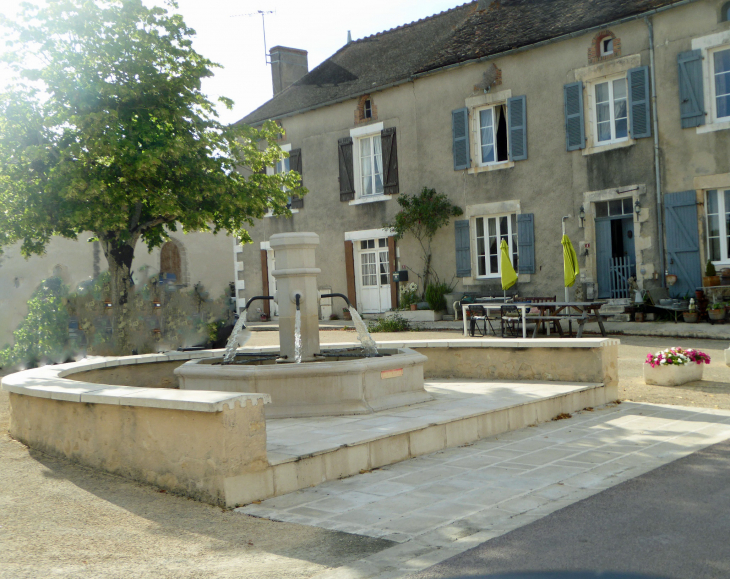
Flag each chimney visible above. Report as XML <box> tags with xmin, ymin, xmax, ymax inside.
<box><xmin>270</xmin><ymin>46</ymin><xmax>309</xmax><ymax>96</ymax></box>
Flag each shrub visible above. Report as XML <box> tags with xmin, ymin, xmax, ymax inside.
<box><xmin>706</xmin><ymin>260</ymin><xmax>717</xmax><ymax>277</ymax></box>
<box><xmin>368</xmin><ymin>314</ymin><xmax>410</xmax><ymax>333</ymax></box>
<box><xmin>424</xmin><ymin>280</ymin><xmax>455</xmax><ymax>311</ymax></box>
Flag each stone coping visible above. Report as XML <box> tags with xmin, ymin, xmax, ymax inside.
<box><xmin>1</xmin><ymin>351</ymin><xmax>270</xmax><ymax>412</ymax></box>
<box><xmin>1</xmin><ymin>338</ymin><xmax>616</xmax><ymax>410</ymax></box>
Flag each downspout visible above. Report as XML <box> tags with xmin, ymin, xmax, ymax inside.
<box><xmin>645</xmin><ymin>16</ymin><xmax>666</xmax><ymax>288</ymax></box>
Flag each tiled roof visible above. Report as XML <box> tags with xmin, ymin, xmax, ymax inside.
<box><xmin>239</xmin><ymin>0</ymin><xmax>681</xmax><ymax>125</ymax></box>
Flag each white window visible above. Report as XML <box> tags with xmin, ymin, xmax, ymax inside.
<box><xmin>264</xmin><ymin>144</ymin><xmax>297</xmax><ymax>216</ymax></box>
<box><xmin>706</xmin><ymin>189</ymin><xmax>730</xmax><ymax>263</ymax></box>
<box><xmin>476</xmin><ymin>105</ymin><xmax>509</xmax><ymax>166</ymax></box>
<box><xmin>594</xmin><ymin>77</ymin><xmax>628</xmax><ymax>144</ymax></box>
<box><xmin>474</xmin><ymin>214</ymin><xmax>518</xmax><ymax>278</ymax></box>
<box><xmin>359</xmin><ymin>134</ymin><xmax>384</xmax><ymax>196</ymax></box>
<box><xmin>712</xmin><ymin>47</ymin><xmax>730</xmax><ymax>121</ymax></box>
<box><xmin>600</xmin><ymin>37</ymin><xmax>614</xmax><ymax>57</ymax></box>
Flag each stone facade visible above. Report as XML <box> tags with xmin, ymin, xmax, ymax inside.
<box><xmin>233</xmin><ymin>0</ymin><xmax>730</xmax><ymax>316</ymax></box>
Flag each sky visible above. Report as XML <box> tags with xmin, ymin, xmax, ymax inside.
<box><xmin>0</xmin><ymin>0</ymin><xmax>464</xmax><ymax>125</ymax></box>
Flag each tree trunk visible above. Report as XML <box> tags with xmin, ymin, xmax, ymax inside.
<box><xmin>100</xmin><ymin>234</ymin><xmax>139</xmax><ymax>354</ymax></box>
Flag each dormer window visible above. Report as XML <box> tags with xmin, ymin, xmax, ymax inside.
<box><xmin>600</xmin><ymin>37</ymin><xmax>614</xmax><ymax>56</ymax></box>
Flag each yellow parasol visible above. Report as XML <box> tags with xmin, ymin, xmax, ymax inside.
<box><xmin>500</xmin><ymin>239</ymin><xmax>518</xmax><ymax>291</ymax></box>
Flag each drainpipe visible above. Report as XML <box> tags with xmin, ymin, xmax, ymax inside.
<box><xmin>645</xmin><ymin>16</ymin><xmax>666</xmax><ymax>288</ymax></box>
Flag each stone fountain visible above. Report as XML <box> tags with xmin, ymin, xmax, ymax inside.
<box><xmin>175</xmin><ymin>232</ymin><xmax>432</xmax><ymax>418</ymax></box>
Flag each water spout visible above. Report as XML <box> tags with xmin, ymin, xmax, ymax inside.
<box><xmin>221</xmin><ymin>296</ymin><xmax>273</xmax><ymax>365</ymax></box>
<box><xmin>294</xmin><ymin>308</ymin><xmax>303</xmax><ymax>363</ymax></box>
<box><xmin>347</xmin><ymin>305</ymin><xmax>378</xmax><ymax>356</ymax></box>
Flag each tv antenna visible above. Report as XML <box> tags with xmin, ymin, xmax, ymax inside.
<box><xmin>231</xmin><ymin>10</ymin><xmax>276</xmax><ymax>65</ymax></box>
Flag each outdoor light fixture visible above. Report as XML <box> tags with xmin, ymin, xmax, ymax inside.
<box><xmin>579</xmin><ymin>205</ymin><xmax>585</xmax><ymax>227</ymax></box>
<box><xmin>634</xmin><ymin>199</ymin><xmax>641</xmax><ymax>217</ymax></box>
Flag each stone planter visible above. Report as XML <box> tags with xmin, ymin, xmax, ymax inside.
<box><xmin>386</xmin><ymin>309</ymin><xmax>443</xmax><ymax>322</ymax></box>
<box><xmin>703</xmin><ymin>275</ymin><xmax>721</xmax><ymax>288</ymax></box>
<box><xmin>643</xmin><ymin>362</ymin><xmax>704</xmax><ymax>386</ymax></box>
<box><xmin>708</xmin><ymin>308</ymin><xmax>725</xmax><ymax>322</ymax></box>
<box><xmin>683</xmin><ymin>312</ymin><xmax>698</xmax><ymax>323</ymax></box>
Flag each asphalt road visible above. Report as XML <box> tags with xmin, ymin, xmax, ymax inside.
<box><xmin>411</xmin><ymin>439</ymin><xmax>730</xmax><ymax>579</ymax></box>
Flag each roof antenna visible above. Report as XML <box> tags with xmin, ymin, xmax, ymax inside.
<box><xmin>231</xmin><ymin>9</ymin><xmax>276</xmax><ymax>65</ymax></box>
<box><xmin>347</xmin><ymin>30</ymin><xmax>352</xmax><ymax>44</ymax></box>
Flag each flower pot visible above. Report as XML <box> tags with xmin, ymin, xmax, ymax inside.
<box><xmin>635</xmin><ymin>312</ymin><xmax>645</xmax><ymax>322</ymax></box>
<box><xmin>643</xmin><ymin>362</ymin><xmax>704</xmax><ymax>386</ymax></box>
<box><xmin>708</xmin><ymin>308</ymin><xmax>725</xmax><ymax>321</ymax></box>
<box><xmin>703</xmin><ymin>276</ymin><xmax>721</xmax><ymax>287</ymax></box>
<box><xmin>683</xmin><ymin>312</ymin><xmax>698</xmax><ymax>323</ymax></box>
<box><xmin>410</xmin><ymin>304</ymin><xmax>417</xmax><ymax>311</ymax></box>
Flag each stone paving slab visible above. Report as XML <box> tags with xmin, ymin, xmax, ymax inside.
<box><xmin>265</xmin><ymin>380</ymin><xmax>602</xmax><ymax>463</ymax></box>
<box><xmin>237</xmin><ymin>402</ymin><xmax>730</xmax><ymax>579</ymax></box>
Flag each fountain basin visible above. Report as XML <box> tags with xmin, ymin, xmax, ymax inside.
<box><xmin>175</xmin><ymin>347</ymin><xmax>431</xmax><ymax>418</ymax></box>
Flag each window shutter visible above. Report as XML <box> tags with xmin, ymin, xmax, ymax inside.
<box><xmin>381</xmin><ymin>127</ymin><xmax>399</xmax><ymax>194</ymax></box>
<box><xmin>564</xmin><ymin>82</ymin><xmax>585</xmax><ymax>151</ymax></box>
<box><xmin>452</xmin><ymin>107</ymin><xmax>470</xmax><ymax>170</ymax></box>
<box><xmin>677</xmin><ymin>50</ymin><xmax>705</xmax><ymax>128</ymax></box>
<box><xmin>338</xmin><ymin>137</ymin><xmax>355</xmax><ymax>201</ymax></box>
<box><xmin>517</xmin><ymin>213</ymin><xmax>535</xmax><ymax>274</ymax></box>
<box><xmin>289</xmin><ymin>148</ymin><xmax>304</xmax><ymax>208</ymax></box>
<box><xmin>507</xmin><ymin>95</ymin><xmax>527</xmax><ymax>161</ymax></box>
<box><xmin>454</xmin><ymin>220</ymin><xmax>471</xmax><ymax>277</ymax></box>
<box><xmin>628</xmin><ymin>66</ymin><xmax>651</xmax><ymax>139</ymax></box>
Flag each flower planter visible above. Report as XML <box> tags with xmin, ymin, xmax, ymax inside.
<box><xmin>708</xmin><ymin>309</ymin><xmax>725</xmax><ymax>322</ymax></box>
<box><xmin>703</xmin><ymin>275</ymin><xmax>721</xmax><ymax>288</ymax></box>
<box><xmin>643</xmin><ymin>362</ymin><xmax>704</xmax><ymax>386</ymax></box>
<box><xmin>682</xmin><ymin>312</ymin><xmax>698</xmax><ymax>323</ymax></box>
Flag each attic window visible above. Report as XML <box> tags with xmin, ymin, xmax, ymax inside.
<box><xmin>722</xmin><ymin>1</ymin><xmax>730</xmax><ymax>22</ymax></box>
<box><xmin>600</xmin><ymin>37</ymin><xmax>613</xmax><ymax>56</ymax></box>
<box><xmin>364</xmin><ymin>99</ymin><xmax>372</xmax><ymax>119</ymax></box>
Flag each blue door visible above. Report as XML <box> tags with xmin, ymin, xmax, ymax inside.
<box><xmin>665</xmin><ymin>191</ymin><xmax>702</xmax><ymax>298</ymax></box>
<box><xmin>596</xmin><ymin>220</ymin><xmax>612</xmax><ymax>299</ymax></box>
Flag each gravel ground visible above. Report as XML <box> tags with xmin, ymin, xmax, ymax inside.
<box><xmin>1</xmin><ymin>330</ymin><xmax>728</xmax><ymax>578</ymax></box>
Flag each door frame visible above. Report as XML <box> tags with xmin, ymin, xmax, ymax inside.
<box><xmin>345</xmin><ymin>228</ymin><xmax>396</xmax><ymax>314</ymax></box>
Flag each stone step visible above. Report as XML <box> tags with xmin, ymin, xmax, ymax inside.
<box><xmin>608</xmin><ymin>313</ymin><xmax>632</xmax><ymax>322</ymax></box>
<box><xmin>599</xmin><ymin>305</ymin><xmax>627</xmax><ymax>315</ymax></box>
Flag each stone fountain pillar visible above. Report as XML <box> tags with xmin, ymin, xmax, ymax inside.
<box><xmin>270</xmin><ymin>232</ymin><xmax>321</xmax><ymax>362</ymax></box>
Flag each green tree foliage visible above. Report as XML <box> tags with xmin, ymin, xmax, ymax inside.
<box><xmin>384</xmin><ymin>187</ymin><xmax>463</xmax><ymax>293</ymax></box>
<box><xmin>0</xmin><ymin>0</ymin><xmax>303</xmax><ymax>352</ymax></box>
<box><xmin>0</xmin><ymin>277</ymin><xmax>70</xmax><ymax>369</ymax></box>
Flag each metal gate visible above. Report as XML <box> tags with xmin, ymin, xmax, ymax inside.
<box><xmin>609</xmin><ymin>256</ymin><xmax>633</xmax><ymax>299</ymax></box>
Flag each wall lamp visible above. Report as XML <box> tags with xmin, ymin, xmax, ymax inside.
<box><xmin>579</xmin><ymin>205</ymin><xmax>585</xmax><ymax>228</ymax></box>
<box><xmin>634</xmin><ymin>199</ymin><xmax>641</xmax><ymax>218</ymax></box>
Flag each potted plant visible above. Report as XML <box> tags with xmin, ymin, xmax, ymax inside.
<box><xmin>644</xmin><ymin>347</ymin><xmax>710</xmax><ymax>386</ymax></box>
<box><xmin>708</xmin><ymin>302</ymin><xmax>726</xmax><ymax>322</ymax></box>
<box><xmin>721</xmin><ymin>268</ymin><xmax>730</xmax><ymax>286</ymax></box>
<box><xmin>703</xmin><ymin>260</ymin><xmax>721</xmax><ymax>288</ymax></box>
<box><xmin>683</xmin><ymin>299</ymin><xmax>698</xmax><ymax>323</ymax></box>
<box><xmin>342</xmin><ymin>307</ymin><xmax>352</xmax><ymax>321</ymax></box>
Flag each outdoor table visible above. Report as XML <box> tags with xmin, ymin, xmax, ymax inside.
<box><xmin>518</xmin><ymin>301</ymin><xmax>607</xmax><ymax>338</ymax></box>
<box><xmin>462</xmin><ymin>302</ymin><xmax>530</xmax><ymax>338</ymax></box>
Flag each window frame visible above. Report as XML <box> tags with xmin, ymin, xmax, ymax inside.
<box><xmin>592</xmin><ymin>74</ymin><xmax>629</xmax><ymax>146</ymax></box>
<box><xmin>710</xmin><ymin>45</ymin><xmax>730</xmax><ymax>123</ymax></box>
<box><xmin>264</xmin><ymin>143</ymin><xmax>298</xmax><ymax>217</ymax></box>
<box><xmin>600</xmin><ymin>37</ymin><xmax>614</xmax><ymax>57</ymax></box>
<box><xmin>349</xmin><ymin>121</ymin><xmax>392</xmax><ymax>204</ymax></box>
<box><xmin>705</xmin><ymin>189</ymin><xmax>730</xmax><ymax>265</ymax></box>
<box><xmin>474</xmin><ymin>104</ymin><xmax>510</xmax><ymax>167</ymax></box>
<box><xmin>358</xmin><ymin>133</ymin><xmax>384</xmax><ymax>198</ymax></box>
<box><xmin>473</xmin><ymin>212</ymin><xmax>519</xmax><ymax>279</ymax></box>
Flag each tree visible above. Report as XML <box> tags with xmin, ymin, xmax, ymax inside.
<box><xmin>0</xmin><ymin>0</ymin><xmax>302</xmax><ymax>352</ymax></box>
<box><xmin>384</xmin><ymin>187</ymin><xmax>463</xmax><ymax>294</ymax></box>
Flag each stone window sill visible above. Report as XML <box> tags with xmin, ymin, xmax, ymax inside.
<box><xmin>697</xmin><ymin>120</ymin><xmax>730</xmax><ymax>134</ymax></box>
<box><xmin>468</xmin><ymin>161</ymin><xmax>515</xmax><ymax>174</ymax></box>
<box><xmin>349</xmin><ymin>195</ymin><xmax>393</xmax><ymax>206</ymax></box>
<box><xmin>583</xmin><ymin>138</ymin><xmax>635</xmax><ymax>156</ymax></box>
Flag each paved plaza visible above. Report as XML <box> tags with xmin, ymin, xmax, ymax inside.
<box><xmin>240</xmin><ymin>402</ymin><xmax>730</xmax><ymax>579</ymax></box>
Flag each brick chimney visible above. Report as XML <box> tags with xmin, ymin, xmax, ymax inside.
<box><xmin>270</xmin><ymin>46</ymin><xmax>308</xmax><ymax>96</ymax></box>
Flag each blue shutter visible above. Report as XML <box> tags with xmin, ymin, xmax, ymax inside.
<box><xmin>628</xmin><ymin>66</ymin><xmax>651</xmax><ymax>139</ymax></box>
<box><xmin>677</xmin><ymin>50</ymin><xmax>705</xmax><ymax>128</ymax></box>
<box><xmin>595</xmin><ymin>220</ymin><xmax>612</xmax><ymax>299</ymax></box>
<box><xmin>564</xmin><ymin>82</ymin><xmax>585</xmax><ymax>151</ymax></box>
<box><xmin>665</xmin><ymin>191</ymin><xmax>702</xmax><ymax>298</ymax></box>
<box><xmin>452</xmin><ymin>107</ymin><xmax>470</xmax><ymax>170</ymax></box>
<box><xmin>455</xmin><ymin>220</ymin><xmax>471</xmax><ymax>277</ymax></box>
<box><xmin>517</xmin><ymin>213</ymin><xmax>535</xmax><ymax>273</ymax></box>
<box><xmin>507</xmin><ymin>95</ymin><xmax>527</xmax><ymax>161</ymax></box>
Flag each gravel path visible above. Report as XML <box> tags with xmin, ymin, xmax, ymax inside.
<box><xmin>1</xmin><ymin>331</ymin><xmax>728</xmax><ymax>578</ymax></box>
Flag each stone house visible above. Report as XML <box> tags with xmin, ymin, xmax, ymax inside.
<box><xmin>234</xmin><ymin>0</ymin><xmax>730</xmax><ymax>317</ymax></box>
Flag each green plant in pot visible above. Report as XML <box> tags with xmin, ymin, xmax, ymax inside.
<box><xmin>703</xmin><ymin>260</ymin><xmax>721</xmax><ymax>288</ymax></box>
<box><xmin>708</xmin><ymin>302</ymin><xmax>726</xmax><ymax>321</ymax></box>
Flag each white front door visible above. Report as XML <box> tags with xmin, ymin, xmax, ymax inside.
<box><xmin>356</xmin><ymin>238</ymin><xmax>391</xmax><ymax>314</ymax></box>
